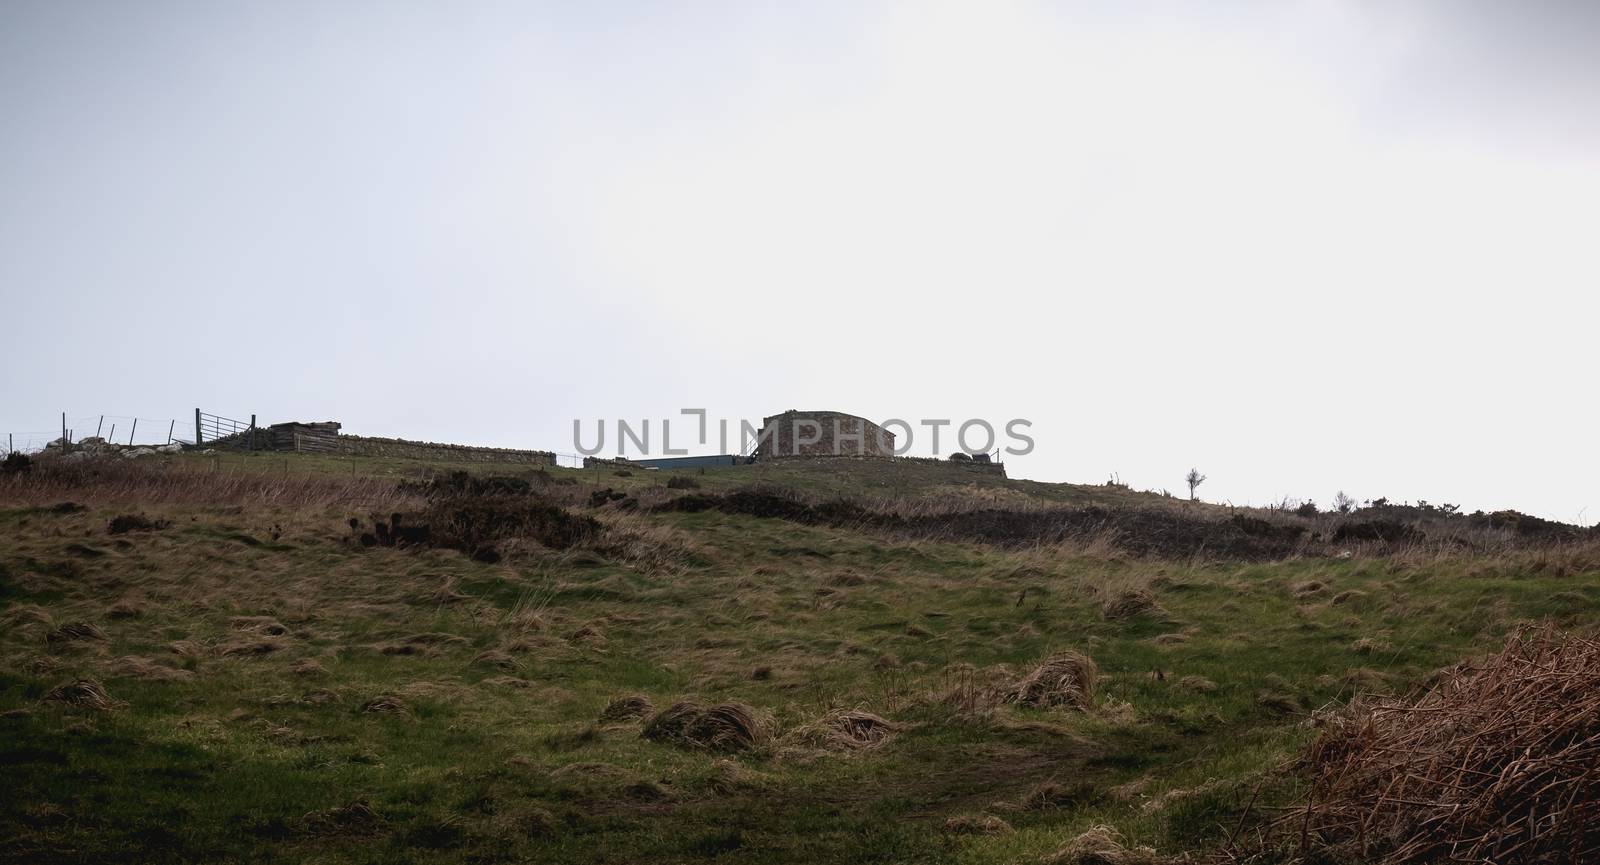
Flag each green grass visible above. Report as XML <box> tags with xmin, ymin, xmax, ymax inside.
<box><xmin>1</xmin><ymin>455</ymin><xmax>1595</xmax><ymax>863</ymax></box>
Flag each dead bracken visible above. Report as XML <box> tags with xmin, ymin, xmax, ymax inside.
<box><xmin>1290</xmin><ymin>624</ymin><xmax>1600</xmax><ymax>864</ymax></box>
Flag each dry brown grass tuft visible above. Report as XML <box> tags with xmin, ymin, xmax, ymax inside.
<box><xmin>108</xmin><ymin>655</ymin><xmax>194</xmax><ymax>681</ymax></box>
<box><xmin>1006</xmin><ymin>651</ymin><xmax>1098</xmax><ymax>709</ymax></box>
<box><xmin>230</xmin><ymin>616</ymin><xmax>290</xmax><ymax>636</ymax></box>
<box><xmin>591</xmin><ymin>511</ymin><xmax>703</xmax><ymax>574</ymax></box>
<box><xmin>106</xmin><ymin>598</ymin><xmax>143</xmax><ymax>619</ymax></box>
<box><xmin>1289</xmin><ymin>624</ymin><xmax>1600</xmax><ymax>864</ymax></box>
<box><xmin>216</xmin><ymin>637</ymin><xmax>284</xmax><ymax>657</ymax></box>
<box><xmin>599</xmin><ymin>694</ymin><xmax>654</xmax><ymax>722</ymax></box>
<box><xmin>1329</xmin><ymin>588</ymin><xmax>1369</xmax><ymax>606</ymax></box>
<box><xmin>1350</xmin><ymin>636</ymin><xmax>1389</xmax><ymax>655</ymax></box>
<box><xmin>167</xmin><ymin>639</ymin><xmax>205</xmax><ymax>657</ymax></box>
<box><xmin>1019</xmin><ymin>780</ymin><xmax>1098</xmax><ymax>811</ymax></box>
<box><xmin>1101</xmin><ymin>589</ymin><xmax>1162</xmax><ymax>621</ymax></box>
<box><xmin>42</xmin><ymin>678</ymin><xmax>123</xmax><ymax>710</ymax></box>
<box><xmin>360</xmin><ymin>694</ymin><xmax>411</xmax><ymax>716</ymax></box>
<box><xmin>3</xmin><ymin>604</ymin><xmax>54</xmax><ymax>626</ymax></box>
<box><xmin>24</xmin><ymin>656</ymin><xmax>62</xmax><ymax>676</ymax></box>
<box><xmin>298</xmin><ymin>800</ymin><xmax>385</xmax><ymax>835</ymax></box>
<box><xmin>549</xmin><ymin>760</ymin><xmax>632</xmax><ymax>783</ymax></box>
<box><xmin>707</xmin><ymin>758</ymin><xmax>763</xmax><ymax>794</ymax></box>
<box><xmin>291</xmin><ymin>658</ymin><xmax>328</xmax><ymax>676</ymax></box>
<box><xmin>426</xmin><ymin>578</ymin><xmax>469</xmax><ymax>605</ymax></box>
<box><xmin>46</xmin><ymin>621</ymin><xmax>107</xmax><ymax>644</ymax></box>
<box><xmin>376</xmin><ymin>632</ymin><xmax>468</xmax><ymax>656</ymax></box>
<box><xmin>1290</xmin><ymin>580</ymin><xmax>1327</xmax><ymax>598</ymax></box>
<box><xmin>641</xmin><ymin>700</ymin><xmax>768</xmax><ymax>752</ymax></box>
<box><xmin>471</xmin><ymin>649</ymin><xmax>519</xmax><ymax>670</ymax></box>
<box><xmin>942</xmin><ymin>813</ymin><xmax>1013</xmax><ymax>835</ymax></box>
<box><xmin>791</xmin><ymin>708</ymin><xmax>901</xmax><ymax>751</ymax></box>
<box><xmin>1046</xmin><ymin>825</ymin><xmax>1163</xmax><ymax>864</ymax></box>
<box><xmin>1177</xmin><ymin>675</ymin><xmax>1217</xmax><ymax>693</ymax></box>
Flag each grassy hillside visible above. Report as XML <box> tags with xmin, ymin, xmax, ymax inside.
<box><xmin>190</xmin><ymin>449</ymin><xmax>1175</xmax><ymax>509</ymax></box>
<box><xmin>1</xmin><ymin>452</ymin><xmax>1596</xmax><ymax>864</ymax></box>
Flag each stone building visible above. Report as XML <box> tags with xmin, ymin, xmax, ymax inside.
<box><xmin>753</xmin><ymin>410</ymin><xmax>895</xmax><ymax>458</ymax></box>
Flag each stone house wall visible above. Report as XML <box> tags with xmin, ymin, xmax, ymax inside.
<box><xmin>754</xmin><ymin>410</ymin><xmax>895</xmax><ymax>458</ymax></box>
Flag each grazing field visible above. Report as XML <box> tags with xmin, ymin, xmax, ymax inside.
<box><xmin>2</xmin><ymin>453</ymin><xmax>1597</xmax><ymax>864</ymax></box>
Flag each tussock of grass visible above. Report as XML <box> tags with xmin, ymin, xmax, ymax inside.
<box><xmin>641</xmin><ymin>700</ymin><xmax>767</xmax><ymax>752</ymax></box>
<box><xmin>167</xmin><ymin>639</ymin><xmax>205</xmax><ymax>657</ymax></box>
<box><xmin>299</xmin><ymin>800</ymin><xmax>384</xmax><ymax>836</ymax></box>
<box><xmin>359</xmin><ymin>694</ymin><xmax>410</xmax><ymax>716</ymax></box>
<box><xmin>1007</xmin><ymin>651</ymin><xmax>1098</xmax><ymax>709</ymax></box>
<box><xmin>107</xmin><ymin>655</ymin><xmax>194</xmax><ymax>681</ymax></box>
<box><xmin>790</xmin><ymin>708</ymin><xmax>901</xmax><ymax>751</ymax></box>
<box><xmin>599</xmin><ymin>694</ymin><xmax>653</xmax><ymax>722</ymax></box>
<box><xmin>1291</xmin><ymin>579</ymin><xmax>1326</xmax><ymax>598</ymax></box>
<box><xmin>42</xmin><ymin>679</ymin><xmax>122</xmax><ymax>711</ymax></box>
<box><xmin>1329</xmin><ymin>588</ymin><xmax>1370</xmax><ymax>606</ymax></box>
<box><xmin>1046</xmin><ymin>825</ymin><xmax>1163</xmax><ymax>864</ymax></box>
<box><xmin>1102</xmin><ymin>588</ymin><xmax>1162</xmax><ymax>620</ymax></box>
<box><xmin>46</xmin><ymin>621</ymin><xmax>106</xmax><ymax>644</ymax></box>
<box><xmin>216</xmin><ymin>636</ymin><xmax>284</xmax><ymax>656</ymax></box>
<box><xmin>470</xmin><ymin>648</ymin><xmax>519</xmax><ymax>670</ymax></box>
<box><xmin>105</xmin><ymin>598</ymin><xmax>143</xmax><ymax>619</ymax></box>
<box><xmin>942</xmin><ymin>813</ymin><xmax>1013</xmax><ymax>835</ymax></box>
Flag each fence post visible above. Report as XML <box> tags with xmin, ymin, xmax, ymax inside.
<box><xmin>249</xmin><ymin>414</ymin><xmax>256</xmax><ymax>451</ymax></box>
<box><xmin>195</xmin><ymin>408</ymin><xmax>202</xmax><ymax>446</ymax></box>
<box><xmin>108</xmin><ymin>423</ymin><xmax>115</xmax><ymax>443</ymax></box>
<box><xmin>96</xmin><ymin>416</ymin><xmax>104</xmax><ymax>438</ymax></box>
<box><xmin>62</xmin><ymin>412</ymin><xmax>68</xmax><ymax>453</ymax></box>
<box><xmin>167</xmin><ymin>420</ymin><xmax>175</xmax><ymax>445</ymax></box>
<box><xmin>129</xmin><ymin>418</ymin><xmax>137</xmax><ymax>446</ymax></box>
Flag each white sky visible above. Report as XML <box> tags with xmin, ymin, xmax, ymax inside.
<box><xmin>2</xmin><ymin>1</ymin><xmax>1596</xmax><ymax>521</ymax></box>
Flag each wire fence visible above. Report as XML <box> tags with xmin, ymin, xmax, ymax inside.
<box><xmin>7</xmin><ymin>413</ymin><xmax>593</xmax><ymax>471</ymax></box>
<box><xmin>2</xmin><ymin>413</ymin><xmax>192</xmax><ymax>456</ymax></box>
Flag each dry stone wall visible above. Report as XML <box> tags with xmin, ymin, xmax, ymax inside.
<box><xmin>227</xmin><ymin>422</ymin><xmax>555</xmax><ymax>465</ymax></box>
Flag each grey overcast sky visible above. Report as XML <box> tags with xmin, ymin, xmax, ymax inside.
<box><xmin>2</xmin><ymin>1</ymin><xmax>1597</xmax><ymax>521</ymax></box>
